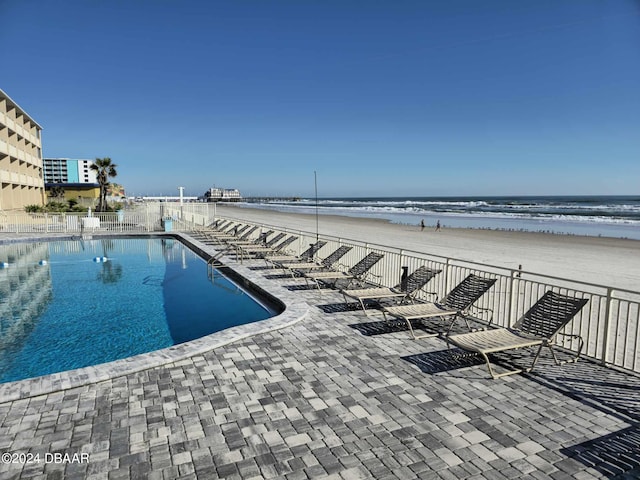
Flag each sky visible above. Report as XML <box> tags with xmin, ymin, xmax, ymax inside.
<box><xmin>1</xmin><ymin>0</ymin><xmax>639</xmax><ymax>198</ymax></box>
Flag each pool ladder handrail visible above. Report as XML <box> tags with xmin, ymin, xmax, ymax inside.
<box><xmin>207</xmin><ymin>255</ymin><xmax>224</xmax><ymax>278</ymax></box>
<box><xmin>205</xmin><ymin>256</ymin><xmax>243</xmax><ymax>294</ymax></box>
<box><xmin>208</xmin><ymin>252</ymin><xmax>225</xmax><ymax>265</ymax></box>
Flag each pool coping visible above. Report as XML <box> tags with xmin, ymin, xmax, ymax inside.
<box><xmin>0</xmin><ymin>232</ymin><xmax>309</xmax><ymax>403</ymax></box>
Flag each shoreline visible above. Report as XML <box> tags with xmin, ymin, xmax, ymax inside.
<box><xmin>216</xmin><ymin>203</ymin><xmax>640</xmax><ymax>292</ymax></box>
<box><xmin>234</xmin><ymin>197</ymin><xmax>640</xmax><ymax>241</ymax></box>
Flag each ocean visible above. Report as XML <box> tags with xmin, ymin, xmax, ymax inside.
<box><xmin>238</xmin><ymin>195</ymin><xmax>640</xmax><ymax>240</ymax></box>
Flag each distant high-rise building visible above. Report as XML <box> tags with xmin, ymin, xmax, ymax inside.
<box><xmin>43</xmin><ymin>158</ymin><xmax>98</xmax><ymax>184</ymax></box>
<box><xmin>43</xmin><ymin>158</ymin><xmax>100</xmax><ymax>204</ymax></box>
<box><xmin>0</xmin><ymin>88</ymin><xmax>45</xmax><ymax>210</ymax></box>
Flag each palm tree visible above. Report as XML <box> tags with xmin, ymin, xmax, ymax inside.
<box><xmin>90</xmin><ymin>157</ymin><xmax>118</xmax><ymax>212</ymax></box>
<box><xmin>48</xmin><ymin>186</ymin><xmax>65</xmax><ymax>200</ymax></box>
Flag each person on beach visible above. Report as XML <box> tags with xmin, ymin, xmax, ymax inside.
<box><xmin>435</xmin><ymin>220</ymin><xmax>441</xmax><ymax>232</ymax></box>
<box><xmin>420</xmin><ymin>219</ymin><xmax>425</xmax><ymax>231</ymax></box>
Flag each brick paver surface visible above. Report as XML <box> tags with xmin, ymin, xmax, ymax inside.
<box><xmin>0</xmin><ymin>237</ymin><xmax>638</xmax><ymax>479</ymax></box>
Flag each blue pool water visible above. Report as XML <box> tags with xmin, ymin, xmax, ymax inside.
<box><xmin>0</xmin><ymin>237</ymin><xmax>278</xmax><ymax>383</ymax></box>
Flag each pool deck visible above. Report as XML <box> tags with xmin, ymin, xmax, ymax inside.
<box><xmin>0</xmin><ymin>233</ymin><xmax>639</xmax><ymax>479</ymax></box>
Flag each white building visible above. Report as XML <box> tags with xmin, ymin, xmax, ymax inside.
<box><xmin>203</xmin><ymin>187</ymin><xmax>242</xmax><ymax>202</ymax></box>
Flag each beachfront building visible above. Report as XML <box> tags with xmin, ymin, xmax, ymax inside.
<box><xmin>43</xmin><ymin>158</ymin><xmax>98</xmax><ymax>184</ymax></box>
<box><xmin>43</xmin><ymin>158</ymin><xmax>101</xmax><ymax>205</ymax></box>
<box><xmin>202</xmin><ymin>187</ymin><xmax>242</xmax><ymax>202</ymax></box>
<box><xmin>0</xmin><ymin>88</ymin><xmax>45</xmax><ymax>211</ymax></box>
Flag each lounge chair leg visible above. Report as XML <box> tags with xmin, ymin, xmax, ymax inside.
<box><xmin>407</xmin><ymin>318</ymin><xmax>439</xmax><ymax>340</ymax></box>
<box><xmin>405</xmin><ymin>318</ymin><xmax>418</xmax><ymax>340</ymax></box>
<box><xmin>381</xmin><ymin>311</ymin><xmax>405</xmax><ymax>332</ymax></box>
<box><xmin>547</xmin><ymin>344</ymin><xmax>560</xmax><ymax>366</ymax></box>
<box><xmin>288</xmin><ymin>268</ymin><xmax>300</xmax><ymax>279</ymax></box>
<box><xmin>358</xmin><ymin>299</ymin><xmax>370</xmax><ymax>316</ymax></box>
<box><xmin>481</xmin><ymin>353</ymin><xmax>499</xmax><ymax>379</ymax></box>
<box><xmin>342</xmin><ymin>294</ymin><xmax>370</xmax><ymax>316</ymax></box>
<box><xmin>481</xmin><ymin>352</ymin><xmax>526</xmax><ymax>379</ymax></box>
<box><xmin>341</xmin><ymin>292</ymin><xmax>349</xmax><ymax>306</ymax></box>
<box><xmin>542</xmin><ymin>343</ymin><xmax>581</xmax><ymax>368</ymax></box>
<box><xmin>526</xmin><ymin>344</ymin><xmax>546</xmax><ymax>373</ymax></box>
<box><xmin>554</xmin><ymin>333</ymin><xmax>584</xmax><ymax>365</ymax></box>
<box><xmin>444</xmin><ymin>314</ymin><xmax>459</xmax><ymax>336</ymax></box>
<box><xmin>448</xmin><ymin>350</ymin><xmax>522</xmax><ymax>379</ymax></box>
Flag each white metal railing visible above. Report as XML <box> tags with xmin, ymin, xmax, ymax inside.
<box><xmin>0</xmin><ymin>212</ymin><xmax>152</xmax><ymax>234</ymax></box>
<box><xmin>160</xmin><ymin>202</ymin><xmax>214</xmax><ymax>228</ymax></box>
<box><xmin>0</xmin><ymin>203</ymin><xmax>216</xmax><ymax>235</ymax></box>
<box><xmin>208</xmin><ymin>215</ymin><xmax>640</xmax><ymax>374</ymax></box>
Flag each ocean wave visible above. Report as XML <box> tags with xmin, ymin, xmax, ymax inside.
<box><xmin>241</xmin><ymin>201</ymin><xmax>640</xmax><ymax>226</ymax></box>
<box><xmin>270</xmin><ymin>199</ymin><xmax>491</xmax><ymax>208</ymax></box>
<box><xmin>321</xmin><ymin>199</ymin><xmax>491</xmax><ymax>208</ymax></box>
<box><xmin>236</xmin><ymin>198</ymin><xmax>640</xmax><ymax>239</ymax></box>
<box><xmin>261</xmin><ymin>198</ymin><xmax>640</xmax><ymax>217</ymax></box>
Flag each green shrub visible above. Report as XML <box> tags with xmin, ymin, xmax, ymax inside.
<box><xmin>46</xmin><ymin>202</ymin><xmax>68</xmax><ymax>213</ymax></box>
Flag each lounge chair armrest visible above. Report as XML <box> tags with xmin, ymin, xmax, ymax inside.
<box><xmin>466</xmin><ymin>305</ymin><xmax>494</xmax><ymax>326</ymax></box>
<box><xmin>422</xmin><ymin>291</ymin><xmax>439</xmax><ymax>301</ymax></box>
<box><xmin>556</xmin><ymin>332</ymin><xmax>584</xmax><ymax>358</ymax></box>
<box><xmin>349</xmin><ymin>272</ymin><xmax>381</xmax><ymax>288</ymax></box>
<box><xmin>365</xmin><ymin>272</ymin><xmax>383</xmax><ymax>285</ymax></box>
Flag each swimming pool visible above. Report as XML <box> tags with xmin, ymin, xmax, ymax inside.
<box><xmin>0</xmin><ymin>237</ymin><xmax>279</xmax><ymax>383</ymax></box>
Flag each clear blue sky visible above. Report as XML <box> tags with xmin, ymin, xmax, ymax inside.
<box><xmin>1</xmin><ymin>0</ymin><xmax>639</xmax><ymax>198</ymax></box>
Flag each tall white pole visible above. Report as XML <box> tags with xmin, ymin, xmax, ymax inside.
<box><xmin>314</xmin><ymin>171</ymin><xmax>319</xmax><ymax>244</ymax></box>
<box><xmin>178</xmin><ymin>186</ymin><xmax>185</xmax><ymax>221</ymax></box>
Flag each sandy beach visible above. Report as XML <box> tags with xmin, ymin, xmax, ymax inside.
<box><xmin>216</xmin><ymin>204</ymin><xmax>640</xmax><ymax>292</ymax></box>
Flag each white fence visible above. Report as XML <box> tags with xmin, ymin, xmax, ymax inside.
<box><xmin>0</xmin><ymin>202</ymin><xmax>216</xmax><ymax>234</ymax></box>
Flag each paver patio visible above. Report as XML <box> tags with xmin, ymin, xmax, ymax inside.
<box><xmin>0</xmin><ymin>234</ymin><xmax>638</xmax><ymax>479</ymax></box>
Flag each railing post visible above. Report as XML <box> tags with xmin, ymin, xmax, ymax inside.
<box><xmin>45</xmin><ymin>213</ymin><xmax>48</xmax><ymax>233</ymax></box>
<box><xmin>507</xmin><ymin>269</ymin><xmax>517</xmax><ymax>328</ymax></box>
<box><xmin>601</xmin><ymin>287</ymin><xmax>614</xmax><ymax>365</ymax></box>
<box><xmin>397</xmin><ymin>249</ymin><xmax>405</xmax><ymax>290</ymax></box>
<box><xmin>443</xmin><ymin>257</ymin><xmax>451</xmax><ymax>292</ymax></box>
